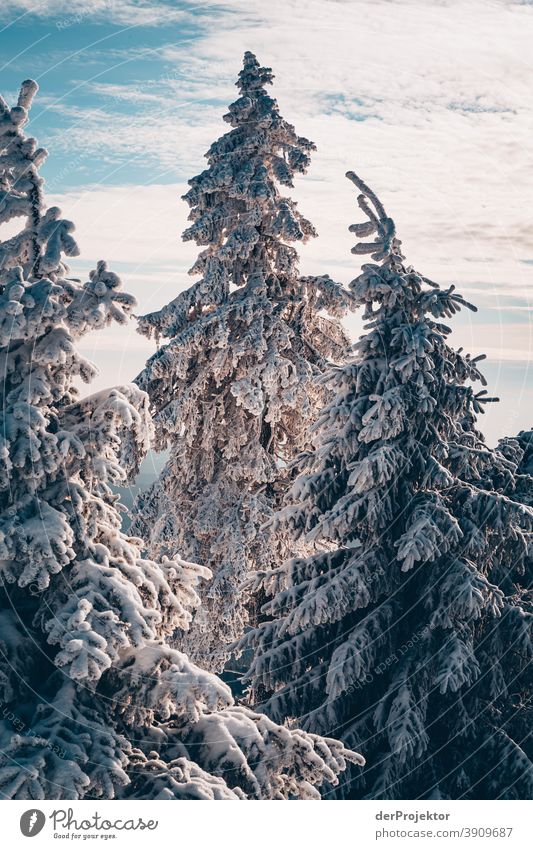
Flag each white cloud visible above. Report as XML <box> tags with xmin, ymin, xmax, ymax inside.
<box><xmin>37</xmin><ymin>0</ymin><xmax>532</xmax><ymax>285</ymax></box>
<box><xmin>0</xmin><ymin>0</ymin><xmax>208</xmax><ymax>27</ymax></box>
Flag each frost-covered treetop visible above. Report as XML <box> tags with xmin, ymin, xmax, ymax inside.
<box><xmin>138</xmin><ymin>51</ymin><xmax>318</xmax><ymax>344</ymax></box>
<box><xmin>0</xmin><ymin>80</ymin><xmax>79</xmax><ymax>279</ymax></box>
<box><xmin>183</xmin><ymin>49</ymin><xmax>316</xmax><ymax>295</ymax></box>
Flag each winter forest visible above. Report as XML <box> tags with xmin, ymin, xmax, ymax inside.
<box><xmin>0</xmin><ymin>49</ymin><xmax>531</xmax><ymax>802</ymax></box>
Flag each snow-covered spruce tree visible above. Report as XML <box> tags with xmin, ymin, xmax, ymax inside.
<box><xmin>0</xmin><ymin>81</ymin><xmax>361</xmax><ymax>800</ymax></box>
<box><xmin>239</xmin><ymin>172</ymin><xmax>533</xmax><ymax>799</ymax></box>
<box><xmin>133</xmin><ymin>52</ymin><xmax>353</xmax><ymax>671</ymax></box>
<box><xmin>496</xmin><ymin>430</ymin><xmax>533</xmax><ymax>507</ymax></box>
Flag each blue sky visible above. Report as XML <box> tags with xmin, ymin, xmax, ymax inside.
<box><xmin>1</xmin><ymin>0</ymin><xmax>532</xmax><ymax>445</ymax></box>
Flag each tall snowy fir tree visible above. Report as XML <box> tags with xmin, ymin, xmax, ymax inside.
<box><xmin>0</xmin><ymin>81</ymin><xmax>362</xmax><ymax>800</ymax></box>
<box><xmin>240</xmin><ymin>172</ymin><xmax>533</xmax><ymax>799</ymax></box>
<box><xmin>133</xmin><ymin>52</ymin><xmax>353</xmax><ymax>671</ymax></box>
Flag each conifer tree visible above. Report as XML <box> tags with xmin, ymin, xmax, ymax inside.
<box><xmin>0</xmin><ymin>82</ymin><xmax>362</xmax><ymax>800</ymax></box>
<box><xmin>133</xmin><ymin>52</ymin><xmax>352</xmax><ymax>671</ymax></box>
<box><xmin>496</xmin><ymin>430</ymin><xmax>533</xmax><ymax>506</ymax></box>
<box><xmin>240</xmin><ymin>172</ymin><xmax>533</xmax><ymax>799</ymax></box>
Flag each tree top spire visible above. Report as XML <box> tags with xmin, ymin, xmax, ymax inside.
<box><xmin>346</xmin><ymin>170</ymin><xmax>403</xmax><ymax>264</ymax></box>
<box><xmin>236</xmin><ymin>50</ymin><xmax>274</xmax><ymax>93</ymax></box>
